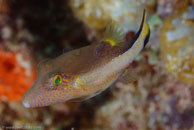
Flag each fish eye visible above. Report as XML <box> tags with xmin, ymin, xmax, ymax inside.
<box><xmin>53</xmin><ymin>75</ymin><xmax>62</xmax><ymax>87</ymax></box>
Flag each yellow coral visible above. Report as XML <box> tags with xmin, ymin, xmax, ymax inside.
<box><xmin>70</xmin><ymin>0</ymin><xmax>154</xmax><ymax>30</ymax></box>
<box><xmin>160</xmin><ymin>2</ymin><xmax>194</xmax><ymax>86</ymax></box>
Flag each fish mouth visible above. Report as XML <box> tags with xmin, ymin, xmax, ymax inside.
<box><xmin>22</xmin><ymin>81</ymin><xmax>43</xmax><ymax>108</ymax></box>
<box><xmin>22</xmin><ymin>99</ymin><xmax>31</xmax><ymax>108</ymax></box>
<box><xmin>22</xmin><ymin>88</ymin><xmax>34</xmax><ymax>108</ymax></box>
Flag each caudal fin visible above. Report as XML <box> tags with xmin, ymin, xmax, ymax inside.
<box><xmin>129</xmin><ymin>9</ymin><xmax>150</xmax><ymax>48</ymax></box>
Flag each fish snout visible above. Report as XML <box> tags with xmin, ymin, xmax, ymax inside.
<box><xmin>22</xmin><ymin>84</ymin><xmax>39</xmax><ymax>108</ymax></box>
<box><xmin>22</xmin><ymin>94</ymin><xmax>32</xmax><ymax>108</ymax></box>
<box><xmin>22</xmin><ymin>99</ymin><xmax>31</xmax><ymax>108</ymax></box>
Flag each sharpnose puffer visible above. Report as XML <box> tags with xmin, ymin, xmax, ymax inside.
<box><xmin>22</xmin><ymin>10</ymin><xmax>150</xmax><ymax>108</ymax></box>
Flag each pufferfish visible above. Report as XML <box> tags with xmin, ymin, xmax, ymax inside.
<box><xmin>22</xmin><ymin>10</ymin><xmax>150</xmax><ymax>108</ymax></box>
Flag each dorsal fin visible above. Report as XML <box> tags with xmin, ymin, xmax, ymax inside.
<box><xmin>103</xmin><ymin>21</ymin><xmax>126</xmax><ymax>47</ymax></box>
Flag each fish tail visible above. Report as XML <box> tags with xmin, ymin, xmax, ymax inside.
<box><xmin>141</xmin><ymin>10</ymin><xmax>150</xmax><ymax>47</ymax></box>
<box><xmin>129</xmin><ymin>9</ymin><xmax>150</xmax><ymax>48</ymax></box>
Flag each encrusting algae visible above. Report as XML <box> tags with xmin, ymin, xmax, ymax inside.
<box><xmin>0</xmin><ymin>46</ymin><xmax>36</xmax><ymax>102</ymax></box>
<box><xmin>160</xmin><ymin>2</ymin><xmax>194</xmax><ymax>86</ymax></box>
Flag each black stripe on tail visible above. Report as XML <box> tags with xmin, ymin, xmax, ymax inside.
<box><xmin>128</xmin><ymin>9</ymin><xmax>146</xmax><ymax>48</ymax></box>
<box><xmin>143</xmin><ymin>28</ymin><xmax>150</xmax><ymax>47</ymax></box>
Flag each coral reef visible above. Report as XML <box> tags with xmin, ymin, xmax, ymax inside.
<box><xmin>160</xmin><ymin>1</ymin><xmax>194</xmax><ymax>86</ymax></box>
<box><xmin>0</xmin><ymin>0</ymin><xmax>9</xmax><ymax>14</ymax></box>
<box><xmin>70</xmin><ymin>0</ymin><xmax>156</xmax><ymax>31</ymax></box>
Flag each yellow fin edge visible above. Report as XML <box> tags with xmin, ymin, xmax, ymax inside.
<box><xmin>104</xmin><ymin>39</ymin><xmax>117</xmax><ymax>46</ymax></box>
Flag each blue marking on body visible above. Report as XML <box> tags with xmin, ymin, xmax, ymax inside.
<box><xmin>60</xmin><ymin>84</ymin><xmax>65</xmax><ymax>87</ymax></box>
<box><xmin>46</xmin><ymin>102</ymin><xmax>51</xmax><ymax>105</ymax></box>
<box><xmin>62</xmin><ymin>81</ymin><xmax>68</xmax><ymax>83</ymax></box>
<box><xmin>62</xmin><ymin>75</ymin><xmax>70</xmax><ymax>79</ymax></box>
<box><xmin>34</xmin><ymin>99</ymin><xmax>36</xmax><ymax>107</ymax></box>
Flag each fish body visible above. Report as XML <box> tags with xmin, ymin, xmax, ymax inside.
<box><xmin>22</xmin><ymin>10</ymin><xmax>150</xmax><ymax>108</ymax></box>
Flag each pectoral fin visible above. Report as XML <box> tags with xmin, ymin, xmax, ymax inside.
<box><xmin>69</xmin><ymin>95</ymin><xmax>91</xmax><ymax>102</ymax></box>
<box><xmin>117</xmin><ymin>69</ymin><xmax>138</xmax><ymax>84</ymax></box>
<box><xmin>69</xmin><ymin>89</ymin><xmax>106</xmax><ymax>102</ymax></box>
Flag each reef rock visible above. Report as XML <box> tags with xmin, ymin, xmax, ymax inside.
<box><xmin>70</xmin><ymin>0</ymin><xmax>155</xmax><ymax>31</ymax></box>
<box><xmin>160</xmin><ymin>3</ymin><xmax>194</xmax><ymax>86</ymax></box>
